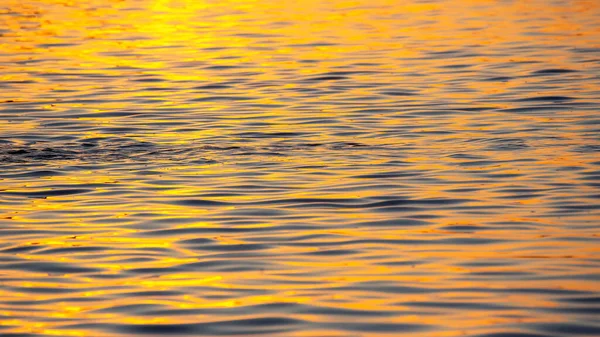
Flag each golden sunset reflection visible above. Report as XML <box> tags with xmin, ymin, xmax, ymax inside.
<box><xmin>1</xmin><ymin>0</ymin><xmax>599</xmax><ymax>336</ymax></box>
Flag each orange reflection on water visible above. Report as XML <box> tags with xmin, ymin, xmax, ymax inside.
<box><xmin>1</xmin><ymin>0</ymin><xmax>599</xmax><ymax>336</ymax></box>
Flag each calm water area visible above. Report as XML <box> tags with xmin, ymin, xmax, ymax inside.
<box><xmin>0</xmin><ymin>0</ymin><xmax>599</xmax><ymax>336</ymax></box>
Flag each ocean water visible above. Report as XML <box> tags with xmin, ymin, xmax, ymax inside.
<box><xmin>0</xmin><ymin>0</ymin><xmax>599</xmax><ymax>336</ymax></box>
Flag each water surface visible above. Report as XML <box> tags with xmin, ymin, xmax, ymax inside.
<box><xmin>1</xmin><ymin>0</ymin><xmax>599</xmax><ymax>336</ymax></box>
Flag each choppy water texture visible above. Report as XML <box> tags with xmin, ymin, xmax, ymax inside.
<box><xmin>1</xmin><ymin>0</ymin><xmax>599</xmax><ymax>336</ymax></box>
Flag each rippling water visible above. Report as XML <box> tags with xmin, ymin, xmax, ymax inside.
<box><xmin>1</xmin><ymin>0</ymin><xmax>599</xmax><ymax>336</ymax></box>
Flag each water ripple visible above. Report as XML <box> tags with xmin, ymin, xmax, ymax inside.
<box><xmin>0</xmin><ymin>0</ymin><xmax>599</xmax><ymax>336</ymax></box>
